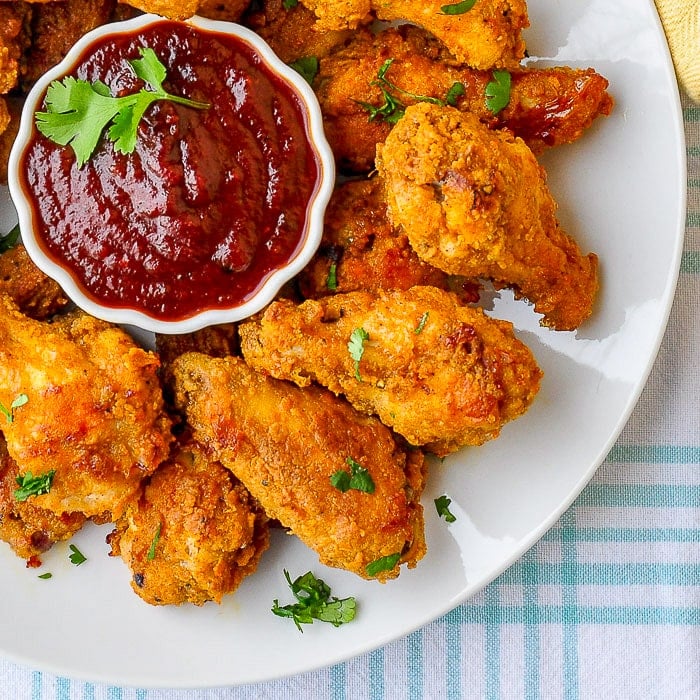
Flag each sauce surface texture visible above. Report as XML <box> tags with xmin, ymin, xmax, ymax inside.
<box><xmin>22</xmin><ymin>20</ymin><xmax>321</xmax><ymax>320</ymax></box>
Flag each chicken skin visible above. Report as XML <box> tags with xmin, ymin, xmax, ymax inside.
<box><xmin>0</xmin><ymin>296</ymin><xmax>172</xmax><ymax>519</ymax></box>
<box><xmin>171</xmin><ymin>353</ymin><xmax>426</xmax><ymax>581</ymax></box>
<box><xmin>0</xmin><ymin>433</ymin><xmax>86</xmax><ymax>566</ymax></box>
<box><xmin>239</xmin><ymin>286</ymin><xmax>542</xmax><ymax>455</ymax></box>
<box><xmin>376</xmin><ymin>103</ymin><xmax>599</xmax><ymax>330</ymax></box>
<box><xmin>109</xmin><ymin>441</ymin><xmax>269</xmax><ymax>606</ymax></box>
<box><xmin>298</xmin><ymin>177</ymin><xmax>478</xmax><ymax>301</ymax></box>
<box><xmin>314</xmin><ymin>25</ymin><xmax>613</xmax><ymax>173</ymax></box>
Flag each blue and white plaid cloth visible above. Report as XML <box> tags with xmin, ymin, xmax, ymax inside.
<box><xmin>1</xmin><ymin>65</ymin><xmax>698</xmax><ymax>700</ymax></box>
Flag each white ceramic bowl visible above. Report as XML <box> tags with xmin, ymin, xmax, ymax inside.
<box><xmin>8</xmin><ymin>14</ymin><xmax>335</xmax><ymax>333</ymax></box>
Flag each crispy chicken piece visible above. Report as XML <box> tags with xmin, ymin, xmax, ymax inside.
<box><xmin>196</xmin><ymin>0</ymin><xmax>250</xmax><ymax>22</ymax></box>
<box><xmin>239</xmin><ymin>286</ymin><xmax>542</xmax><ymax>455</ymax></box>
<box><xmin>0</xmin><ymin>3</ymin><xmax>31</xmax><ymax>94</ymax></box>
<box><xmin>0</xmin><ymin>296</ymin><xmax>173</xmax><ymax>519</ymax></box>
<box><xmin>298</xmin><ymin>177</ymin><xmax>478</xmax><ymax>301</ymax></box>
<box><xmin>0</xmin><ymin>243</ymin><xmax>70</xmax><ymax>319</ymax></box>
<box><xmin>0</xmin><ymin>96</ymin><xmax>22</xmax><ymax>183</ymax></box>
<box><xmin>119</xmin><ymin>0</ymin><xmax>249</xmax><ymax>21</ymax></box>
<box><xmin>109</xmin><ymin>440</ymin><xmax>269</xmax><ymax>606</ymax></box>
<box><xmin>298</xmin><ymin>0</ymin><xmax>371</xmax><ymax>31</ymax></box>
<box><xmin>0</xmin><ymin>432</ymin><xmax>86</xmax><ymax>566</ymax></box>
<box><xmin>22</xmin><ymin>0</ymin><xmax>117</xmax><ymax>87</ymax></box>
<box><xmin>172</xmin><ymin>353</ymin><xmax>426</xmax><ymax>581</ymax></box>
<box><xmin>244</xmin><ymin>0</ymin><xmax>352</xmax><ymax>64</ymax></box>
<box><xmin>376</xmin><ymin>104</ymin><xmax>599</xmax><ymax>330</ymax></box>
<box><xmin>371</xmin><ymin>0</ymin><xmax>528</xmax><ymax>70</ymax></box>
<box><xmin>315</xmin><ymin>26</ymin><xmax>613</xmax><ymax>172</ymax></box>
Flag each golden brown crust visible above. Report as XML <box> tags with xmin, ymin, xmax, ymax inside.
<box><xmin>376</xmin><ymin>103</ymin><xmax>599</xmax><ymax>330</ymax></box>
<box><xmin>109</xmin><ymin>441</ymin><xmax>269</xmax><ymax>605</ymax></box>
<box><xmin>239</xmin><ymin>286</ymin><xmax>542</xmax><ymax>455</ymax></box>
<box><xmin>171</xmin><ymin>353</ymin><xmax>426</xmax><ymax>581</ymax></box>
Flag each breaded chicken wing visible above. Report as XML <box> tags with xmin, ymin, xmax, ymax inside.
<box><xmin>299</xmin><ymin>0</ymin><xmax>371</xmax><ymax>31</ymax></box>
<box><xmin>376</xmin><ymin>103</ymin><xmax>599</xmax><ymax>330</ymax></box>
<box><xmin>0</xmin><ymin>433</ymin><xmax>86</xmax><ymax>566</ymax></box>
<box><xmin>298</xmin><ymin>177</ymin><xmax>478</xmax><ymax>301</ymax></box>
<box><xmin>0</xmin><ymin>2</ymin><xmax>31</xmax><ymax>94</ymax></box>
<box><xmin>0</xmin><ymin>296</ymin><xmax>172</xmax><ymax>519</ymax></box>
<box><xmin>0</xmin><ymin>243</ymin><xmax>70</xmax><ymax>319</ymax></box>
<box><xmin>314</xmin><ymin>26</ymin><xmax>613</xmax><ymax>172</ymax></box>
<box><xmin>243</xmin><ymin>0</ymin><xmax>353</xmax><ymax>64</ymax></box>
<box><xmin>172</xmin><ymin>353</ymin><xmax>426</xmax><ymax>581</ymax></box>
<box><xmin>239</xmin><ymin>286</ymin><xmax>542</xmax><ymax>455</ymax></box>
<box><xmin>109</xmin><ymin>441</ymin><xmax>269</xmax><ymax>606</ymax></box>
<box><xmin>371</xmin><ymin>0</ymin><xmax>528</xmax><ymax>70</ymax></box>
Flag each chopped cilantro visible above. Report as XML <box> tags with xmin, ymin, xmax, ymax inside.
<box><xmin>272</xmin><ymin>570</ymin><xmax>356</xmax><ymax>632</ymax></box>
<box><xmin>326</xmin><ymin>263</ymin><xmax>338</xmax><ymax>290</ymax></box>
<box><xmin>289</xmin><ymin>56</ymin><xmax>319</xmax><ymax>85</ymax></box>
<box><xmin>445</xmin><ymin>82</ymin><xmax>466</xmax><ymax>106</ymax></box>
<box><xmin>366</xmin><ymin>552</ymin><xmax>401</xmax><ymax>577</ymax></box>
<box><xmin>0</xmin><ymin>393</ymin><xmax>28</xmax><ymax>424</ymax></box>
<box><xmin>434</xmin><ymin>495</ymin><xmax>457</xmax><ymax>523</ymax></box>
<box><xmin>485</xmin><ymin>69</ymin><xmax>511</xmax><ymax>115</ymax></box>
<box><xmin>147</xmin><ymin>524</ymin><xmax>161</xmax><ymax>561</ymax></box>
<box><xmin>283</xmin><ymin>0</ymin><xmax>298</xmax><ymax>8</ymax></box>
<box><xmin>348</xmin><ymin>327</ymin><xmax>369</xmax><ymax>381</ymax></box>
<box><xmin>0</xmin><ymin>224</ymin><xmax>20</xmax><ymax>254</ymax></box>
<box><xmin>68</xmin><ymin>544</ymin><xmax>87</xmax><ymax>565</ymax></box>
<box><xmin>440</xmin><ymin>0</ymin><xmax>477</xmax><ymax>14</ymax></box>
<box><xmin>14</xmin><ymin>470</ymin><xmax>55</xmax><ymax>502</ymax></box>
<box><xmin>37</xmin><ymin>572</ymin><xmax>53</xmax><ymax>580</ymax></box>
<box><xmin>414</xmin><ymin>311</ymin><xmax>430</xmax><ymax>334</ymax></box>
<box><xmin>330</xmin><ymin>456</ymin><xmax>376</xmax><ymax>494</ymax></box>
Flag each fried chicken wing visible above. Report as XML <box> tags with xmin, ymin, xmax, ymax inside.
<box><xmin>376</xmin><ymin>103</ymin><xmax>599</xmax><ymax>330</ymax></box>
<box><xmin>314</xmin><ymin>26</ymin><xmax>613</xmax><ymax>172</ymax></box>
<box><xmin>0</xmin><ymin>243</ymin><xmax>70</xmax><ymax>319</ymax></box>
<box><xmin>109</xmin><ymin>440</ymin><xmax>269</xmax><ymax>606</ymax></box>
<box><xmin>0</xmin><ymin>432</ymin><xmax>86</xmax><ymax>566</ymax></box>
<box><xmin>239</xmin><ymin>286</ymin><xmax>542</xmax><ymax>455</ymax></box>
<box><xmin>371</xmin><ymin>0</ymin><xmax>528</xmax><ymax>70</ymax></box>
<box><xmin>0</xmin><ymin>2</ymin><xmax>31</xmax><ymax>94</ymax></box>
<box><xmin>0</xmin><ymin>296</ymin><xmax>173</xmax><ymax>519</ymax></box>
<box><xmin>243</xmin><ymin>0</ymin><xmax>353</xmax><ymax>64</ymax></box>
<box><xmin>298</xmin><ymin>0</ymin><xmax>371</xmax><ymax>31</ymax></box>
<box><xmin>171</xmin><ymin>353</ymin><xmax>426</xmax><ymax>581</ymax></box>
<box><xmin>298</xmin><ymin>177</ymin><xmax>478</xmax><ymax>301</ymax></box>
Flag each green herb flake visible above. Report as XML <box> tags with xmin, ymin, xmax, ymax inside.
<box><xmin>445</xmin><ymin>81</ymin><xmax>466</xmax><ymax>106</ymax></box>
<box><xmin>366</xmin><ymin>552</ymin><xmax>401</xmax><ymax>577</ymax></box>
<box><xmin>485</xmin><ymin>69</ymin><xmax>511</xmax><ymax>115</ymax></box>
<box><xmin>348</xmin><ymin>327</ymin><xmax>369</xmax><ymax>381</ymax></box>
<box><xmin>147</xmin><ymin>523</ymin><xmax>161</xmax><ymax>561</ymax></box>
<box><xmin>440</xmin><ymin>0</ymin><xmax>477</xmax><ymax>14</ymax></box>
<box><xmin>0</xmin><ymin>224</ymin><xmax>20</xmax><ymax>254</ymax></box>
<box><xmin>414</xmin><ymin>311</ymin><xmax>430</xmax><ymax>334</ymax></box>
<box><xmin>0</xmin><ymin>393</ymin><xmax>28</xmax><ymax>424</ymax></box>
<box><xmin>282</xmin><ymin>0</ymin><xmax>298</xmax><ymax>8</ymax></box>
<box><xmin>271</xmin><ymin>569</ymin><xmax>356</xmax><ymax>632</ymax></box>
<box><xmin>13</xmin><ymin>470</ymin><xmax>55</xmax><ymax>502</ymax></box>
<box><xmin>35</xmin><ymin>47</ymin><xmax>210</xmax><ymax>168</ymax></box>
<box><xmin>434</xmin><ymin>495</ymin><xmax>457</xmax><ymax>523</ymax></box>
<box><xmin>326</xmin><ymin>262</ymin><xmax>338</xmax><ymax>290</ymax></box>
<box><xmin>68</xmin><ymin>544</ymin><xmax>87</xmax><ymax>566</ymax></box>
<box><xmin>330</xmin><ymin>456</ymin><xmax>376</xmax><ymax>494</ymax></box>
<box><xmin>37</xmin><ymin>572</ymin><xmax>52</xmax><ymax>580</ymax></box>
<box><xmin>289</xmin><ymin>55</ymin><xmax>319</xmax><ymax>85</ymax></box>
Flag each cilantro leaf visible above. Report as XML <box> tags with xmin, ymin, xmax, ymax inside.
<box><xmin>440</xmin><ymin>0</ymin><xmax>477</xmax><ymax>14</ymax></box>
<box><xmin>348</xmin><ymin>327</ymin><xmax>369</xmax><ymax>381</ymax></box>
<box><xmin>271</xmin><ymin>570</ymin><xmax>356</xmax><ymax>632</ymax></box>
<box><xmin>147</xmin><ymin>523</ymin><xmax>161</xmax><ymax>561</ymax></box>
<box><xmin>0</xmin><ymin>393</ymin><xmax>28</xmax><ymax>424</ymax></box>
<box><xmin>445</xmin><ymin>82</ymin><xmax>466</xmax><ymax>106</ymax></box>
<box><xmin>14</xmin><ymin>470</ymin><xmax>55</xmax><ymax>502</ymax></box>
<box><xmin>35</xmin><ymin>47</ymin><xmax>209</xmax><ymax>168</ymax></box>
<box><xmin>414</xmin><ymin>311</ymin><xmax>430</xmax><ymax>334</ymax></box>
<box><xmin>0</xmin><ymin>224</ymin><xmax>20</xmax><ymax>254</ymax></box>
<box><xmin>434</xmin><ymin>495</ymin><xmax>457</xmax><ymax>523</ymax></box>
<box><xmin>485</xmin><ymin>69</ymin><xmax>511</xmax><ymax>115</ymax></box>
<box><xmin>283</xmin><ymin>0</ymin><xmax>298</xmax><ymax>8</ymax></box>
<box><xmin>366</xmin><ymin>552</ymin><xmax>401</xmax><ymax>577</ymax></box>
<box><xmin>326</xmin><ymin>262</ymin><xmax>338</xmax><ymax>290</ymax></box>
<box><xmin>330</xmin><ymin>456</ymin><xmax>376</xmax><ymax>494</ymax></box>
<box><xmin>38</xmin><ymin>572</ymin><xmax>53</xmax><ymax>579</ymax></box>
<box><xmin>289</xmin><ymin>56</ymin><xmax>319</xmax><ymax>85</ymax></box>
<box><xmin>68</xmin><ymin>544</ymin><xmax>87</xmax><ymax>565</ymax></box>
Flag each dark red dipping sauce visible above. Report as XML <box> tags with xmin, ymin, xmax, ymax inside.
<box><xmin>21</xmin><ymin>20</ymin><xmax>322</xmax><ymax>321</ymax></box>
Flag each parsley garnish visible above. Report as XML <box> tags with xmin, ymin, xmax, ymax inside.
<box><xmin>147</xmin><ymin>524</ymin><xmax>161</xmax><ymax>561</ymax></box>
<box><xmin>35</xmin><ymin>47</ymin><xmax>210</xmax><ymax>168</ymax></box>
<box><xmin>14</xmin><ymin>470</ymin><xmax>55</xmax><ymax>502</ymax></box>
<box><xmin>0</xmin><ymin>224</ymin><xmax>20</xmax><ymax>254</ymax></box>
<box><xmin>272</xmin><ymin>570</ymin><xmax>357</xmax><ymax>632</ymax></box>
<box><xmin>440</xmin><ymin>0</ymin><xmax>477</xmax><ymax>14</ymax></box>
<box><xmin>414</xmin><ymin>311</ymin><xmax>430</xmax><ymax>334</ymax></box>
<box><xmin>68</xmin><ymin>544</ymin><xmax>87</xmax><ymax>565</ymax></box>
<box><xmin>485</xmin><ymin>69</ymin><xmax>511</xmax><ymax>115</ymax></box>
<box><xmin>348</xmin><ymin>327</ymin><xmax>369</xmax><ymax>381</ymax></box>
<box><xmin>330</xmin><ymin>456</ymin><xmax>376</xmax><ymax>493</ymax></box>
<box><xmin>358</xmin><ymin>60</ymin><xmax>465</xmax><ymax>124</ymax></box>
<box><xmin>434</xmin><ymin>495</ymin><xmax>457</xmax><ymax>523</ymax></box>
<box><xmin>0</xmin><ymin>393</ymin><xmax>28</xmax><ymax>424</ymax></box>
<box><xmin>326</xmin><ymin>262</ymin><xmax>338</xmax><ymax>290</ymax></box>
<box><xmin>366</xmin><ymin>552</ymin><xmax>401</xmax><ymax>577</ymax></box>
<box><xmin>289</xmin><ymin>56</ymin><xmax>319</xmax><ymax>85</ymax></box>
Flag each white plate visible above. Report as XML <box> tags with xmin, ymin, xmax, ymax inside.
<box><xmin>0</xmin><ymin>0</ymin><xmax>686</xmax><ymax>687</ymax></box>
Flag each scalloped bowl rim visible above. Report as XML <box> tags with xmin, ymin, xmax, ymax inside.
<box><xmin>8</xmin><ymin>13</ymin><xmax>335</xmax><ymax>334</ymax></box>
